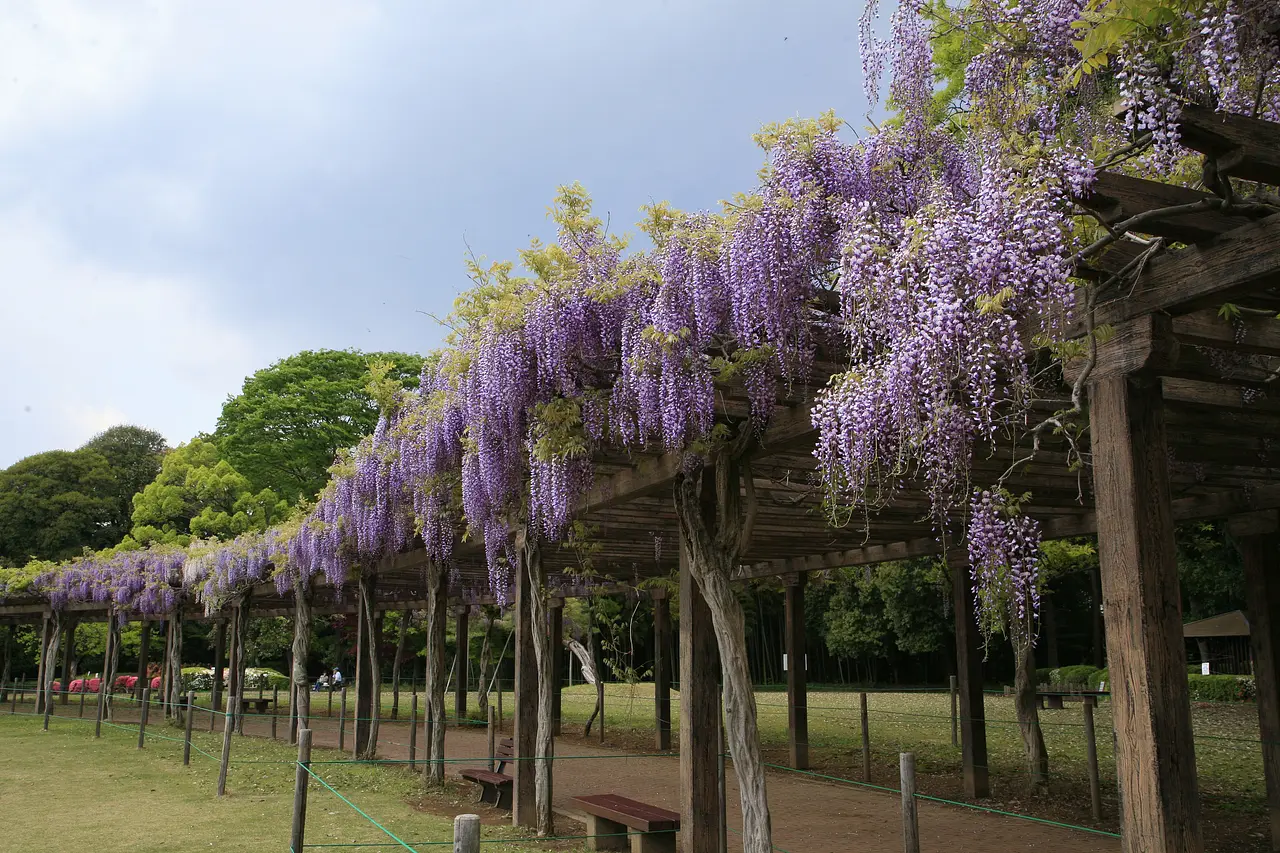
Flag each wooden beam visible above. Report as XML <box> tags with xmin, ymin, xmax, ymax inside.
<box><xmin>512</xmin><ymin>553</ymin><xmax>537</xmax><ymax>829</ymax></box>
<box><xmin>1082</xmin><ymin>171</ymin><xmax>1265</xmax><ymax>244</ymax></box>
<box><xmin>783</xmin><ymin>573</ymin><xmax>809</xmax><ymax>771</ymax></box>
<box><xmin>1173</xmin><ymin>309</ymin><xmax>1280</xmax><ymax>357</ymax></box>
<box><xmin>680</xmin><ymin>523</ymin><xmax>721</xmax><ymax>853</ymax></box>
<box><xmin>950</xmin><ymin>551</ymin><xmax>990</xmax><ymax>799</ymax></box>
<box><xmin>1176</xmin><ymin>104</ymin><xmax>1280</xmax><ymax>186</ymax></box>
<box><xmin>1090</xmin><ymin>373</ymin><xmax>1202</xmax><ymax>852</ymax></box>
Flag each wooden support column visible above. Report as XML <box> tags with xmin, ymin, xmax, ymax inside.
<box><xmin>652</xmin><ymin>589</ymin><xmax>672</xmax><ymax>751</ymax></box>
<box><xmin>455</xmin><ymin>606</ymin><xmax>470</xmax><ymax>725</ymax></box>
<box><xmin>211</xmin><ymin>619</ymin><xmax>226</xmax><ymax>717</ymax></box>
<box><xmin>513</xmin><ymin>555</ymin><xmax>538</xmax><ymax>828</ymax></box>
<box><xmin>1091</xmin><ymin>366</ymin><xmax>1202</xmax><ymax>853</ymax></box>
<box><xmin>680</xmin><ymin>531</ymin><xmax>720</xmax><ymax>853</ymax></box>
<box><xmin>59</xmin><ymin>618</ymin><xmax>77</xmax><ymax>705</ymax></box>
<box><xmin>353</xmin><ymin>571</ymin><xmax>379</xmax><ymax>759</ymax></box>
<box><xmin>549</xmin><ymin>598</ymin><xmax>564</xmax><ymax>737</ymax></box>
<box><xmin>1235</xmin><ymin>510</ymin><xmax>1280</xmax><ymax>852</ymax></box>
<box><xmin>783</xmin><ymin>573</ymin><xmax>809</xmax><ymax>771</ymax></box>
<box><xmin>949</xmin><ymin>552</ymin><xmax>989</xmax><ymax>799</ymax></box>
<box><xmin>135</xmin><ymin>621</ymin><xmax>152</xmax><ymax>700</ymax></box>
<box><xmin>35</xmin><ymin>612</ymin><xmax>51</xmax><ymax>714</ymax></box>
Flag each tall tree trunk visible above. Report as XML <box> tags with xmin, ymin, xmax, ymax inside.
<box><xmin>104</xmin><ymin>613</ymin><xmax>121</xmax><ymax>721</ymax></box>
<box><xmin>477</xmin><ymin>609</ymin><xmax>494</xmax><ymax>711</ymax></box>
<box><xmin>355</xmin><ymin>570</ymin><xmax>381</xmax><ymax>759</ymax></box>
<box><xmin>673</xmin><ymin>443</ymin><xmax>772</xmax><ymax>853</ymax></box>
<box><xmin>1013</xmin><ymin>621</ymin><xmax>1049</xmax><ymax>791</ymax></box>
<box><xmin>292</xmin><ymin>578</ymin><xmax>312</xmax><ymax>734</ymax></box>
<box><xmin>42</xmin><ymin>612</ymin><xmax>64</xmax><ymax>713</ymax></box>
<box><xmin>519</xmin><ymin>530</ymin><xmax>556</xmax><ymax>836</ymax></box>
<box><xmin>391</xmin><ymin>609</ymin><xmax>408</xmax><ymax>719</ymax></box>
<box><xmin>35</xmin><ymin>615</ymin><xmax>51</xmax><ymax>714</ymax></box>
<box><xmin>167</xmin><ymin>610</ymin><xmax>185</xmax><ymax>726</ymax></box>
<box><xmin>232</xmin><ymin>592</ymin><xmax>252</xmax><ymax>734</ymax></box>
<box><xmin>423</xmin><ymin>560</ymin><xmax>448</xmax><ymax>785</ymax></box>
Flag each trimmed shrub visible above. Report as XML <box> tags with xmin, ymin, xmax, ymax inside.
<box><xmin>1187</xmin><ymin>674</ymin><xmax>1255</xmax><ymax>702</ymax></box>
<box><xmin>1048</xmin><ymin>665</ymin><xmax>1100</xmax><ymax>687</ymax></box>
<box><xmin>1034</xmin><ymin>667</ymin><xmax>1055</xmax><ymax>684</ymax></box>
<box><xmin>1088</xmin><ymin>668</ymin><xmax>1109</xmax><ymax>690</ymax></box>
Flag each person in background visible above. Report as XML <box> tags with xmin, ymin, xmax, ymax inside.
<box><xmin>332</xmin><ymin>668</ymin><xmax>343</xmax><ymax>687</ymax></box>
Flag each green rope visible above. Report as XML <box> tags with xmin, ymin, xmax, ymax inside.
<box><xmin>302</xmin><ymin>832</ymin><xmax>641</xmax><ymax>848</ymax></box>
<box><xmin>301</xmin><ymin>763</ymin><xmax>417</xmax><ymax>852</ymax></box>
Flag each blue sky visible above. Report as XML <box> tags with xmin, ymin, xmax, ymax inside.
<box><xmin>0</xmin><ymin>1</ymin><xmax>879</xmax><ymax>468</ymax></box>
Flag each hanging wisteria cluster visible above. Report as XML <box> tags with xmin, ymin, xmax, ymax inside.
<box><xmin>7</xmin><ymin>0</ymin><xmax>1278</xmax><ymax>639</ymax></box>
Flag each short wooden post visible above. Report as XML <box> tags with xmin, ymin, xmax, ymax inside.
<box><xmin>901</xmin><ymin>752</ymin><xmax>920</xmax><ymax>853</ymax></box>
<box><xmin>453</xmin><ymin>813</ymin><xmax>481</xmax><ymax>853</ymax></box>
<box><xmin>1083</xmin><ymin>696</ymin><xmax>1102</xmax><ymax>822</ymax></box>
<box><xmin>42</xmin><ymin>677</ymin><xmax>55</xmax><ymax>730</ymax></box>
<box><xmin>949</xmin><ymin>675</ymin><xmax>958</xmax><ymax>747</ymax></box>
<box><xmin>79</xmin><ymin>684</ymin><xmax>87</xmax><ymax>718</ymax></box>
<box><xmin>218</xmin><ymin>695</ymin><xmax>236</xmax><ymax>796</ymax></box>
<box><xmin>487</xmin><ymin>704</ymin><xmax>496</xmax><ymax>771</ymax></box>
<box><xmin>183</xmin><ymin>691</ymin><xmax>196</xmax><ymax>765</ymax></box>
<box><xmin>783</xmin><ymin>573</ymin><xmax>809</xmax><ymax>770</ymax></box>
<box><xmin>290</xmin><ymin>728</ymin><xmax>313</xmax><ymax>853</ymax></box>
<box><xmin>861</xmin><ymin>692</ymin><xmax>871</xmax><ymax>782</ymax></box>
<box><xmin>409</xmin><ymin>693</ymin><xmax>418</xmax><ymax>771</ymax></box>
<box><xmin>338</xmin><ymin>686</ymin><xmax>347</xmax><ymax>752</ymax></box>
<box><xmin>272</xmin><ymin>686</ymin><xmax>279</xmax><ymax>739</ymax></box>
<box><xmin>94</xmin><ymin>678</ymin><xmax>106</xmax><ymax>737</ymax></box>
<box><xmin>137</xmin><ymin>687</ymin><xmax>150</xmax><ymax>747</ymax></box>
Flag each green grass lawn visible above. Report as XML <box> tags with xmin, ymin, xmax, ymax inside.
<box><xmin>0</xmin><ymin>712</ymin><xmax>563</xmax><ymax>853</ymax></box>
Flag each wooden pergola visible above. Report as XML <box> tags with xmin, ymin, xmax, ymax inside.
<box><xmin>4</xmin><ymin>106</ymin><xmax>1280</xmax><ymax>853</ymax></box>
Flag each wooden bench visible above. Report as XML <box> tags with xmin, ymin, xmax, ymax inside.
<box><xmin>460</xmin><ymin>737</ymin><xmax>514</xmax><ymax>810</ymax></box>
<box><xmin>570</xmin><ymin>794</ymin><xmax>680</xmax><ymax>853</ymax></box>
<box><xmin>239</xmin><ymin>696</ymin><xmax>274</xmax><ymax>715</ymax></box>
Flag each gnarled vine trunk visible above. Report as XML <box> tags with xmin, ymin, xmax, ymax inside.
<box><xmin>292</xmin><ymin>577</ymin><xmax>312</xmax><ymax>735</ymax></box>
<box><xmin>41</xmin><ymin>611</ymin><xmax>64</xmax><ymax>715</ymax></box>
<box><xmin>104</xmin><ymin>613</ymin><xmax>121</xmax><ymax>721</ymax></box>
<box><xmin>232</xmin><ymin>591</ymin><xmax>252</xmax><ymax>734</ymax></box>
<box><xmin>60</xmin><ymin>619</ymin><xmax>77</xmax><ymax>705</ymax></box>
<box><xmin>391</xmin><ymin>609</ymin><xmax>408</xmax><ymax>719</ymax></box>
<box><xmin>166</xmin><ymin>610</ymin><xmax>184</xmax><ymax>726</ymax></box>
<box><xmin>423</xmin><ymin>560</ymin><xmax>448</xmax><ymax>785</ymax></box>
<box><xmin>1013</xmin><ymin>618</ymin><xmax>1049</xmax><ymax>790</ymax></box>
<box><xmin>355</xmin><ymin>570</ymin><xmax>381</xmax><ymax>759</ymax></box>
<box><xmin>520</xmin><ymin>531</ymin><xmax>556</xmax><ymax>836</ymax></box>
<box><xmin>673</xmin><ymin>442</ymin><xmax>772</xmax><ymax>853</ymax></box>
<box><xmin>477</xmin><ymin>608</ymin><xmax>495</xmax><ymax>712</ymax></box>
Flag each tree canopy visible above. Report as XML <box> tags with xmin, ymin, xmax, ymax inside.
<box><xmin>215</xmin><ymin>349</ymin><xmax>425</xmax><ymax>504</ymax></box>
<box><xmin>128</xmin><ymin>437</ymin><xmax>289</xmax><ymax>546</ymax></box>
<box><xmin>0</xmin><ymin>450</ymin><xmax>116</xmax><ymax>563</ymax></box>
<box><xmin>80</xmin><ymin>425</ymin><xmax>168</xmax><ymax>543</ymax></box>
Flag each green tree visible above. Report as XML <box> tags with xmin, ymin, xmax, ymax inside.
<box><xmin>215</xmin><ymin>349</ymin><xmax>425</xmax><ymax>503</ymax></box>
<box><xmin>0</xmin><ymin>450</ymin><xmax>116</xmax><ymax>562</ymax></box>
<box><xmin>129</xmin><ymin>438</ymin><xmax>288</xmax><ymax>546</ymax></box>
<box><xmin>80</xmin><ymin>425</ymin><xmax>168</xmax><ymax>543</ymax></box>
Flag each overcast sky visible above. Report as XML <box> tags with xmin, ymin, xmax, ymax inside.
<box><xmin>0</xmin><ymin>1</ymin><xmax>877</xmax><ymax>468</ymax></box>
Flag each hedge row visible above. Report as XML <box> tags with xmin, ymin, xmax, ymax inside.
<box><xmin>1032</xmin><ymin>665</ymin><xmax>1255</xmax><ymax>702</ymax></box>
<box><xmin>179</xmin><ymin>666</ymin><xmax>289</xmax><ymax>691</ymax></box>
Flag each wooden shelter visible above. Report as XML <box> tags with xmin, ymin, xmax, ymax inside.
<box><xmin>4</xmin><ymin>106</ymin><xmax>1280</xmax><ymax>853</ymax></box>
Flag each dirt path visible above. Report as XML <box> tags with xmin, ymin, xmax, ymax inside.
<box><xmin>247</xmin><ymin>711</ymin><xmax>1118</xmax><ymax>853</ymax></box>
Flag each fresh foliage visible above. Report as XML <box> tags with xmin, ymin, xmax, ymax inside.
<box><xmin>0</xmin><ymin>450</ymin><xmax>117</xmax><ymax>562</ymax></box>
<box><xmin>80</xmin><ymin>425</ymin><xmax>169</xmax><ymax>543</ymax></box>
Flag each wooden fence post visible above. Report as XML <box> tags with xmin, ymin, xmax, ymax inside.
<box><xmin>328</xmin><ymin>683</ymin><xmax>333</xmax><ymax>718</ymax></box>
<box><xmin>218</xmin><ymin>694</ymin><xmax>236</xmax><ymax>796</ymax></box>
<box><xmin>42</xmin><ymin>677</ymin><xmax>55</xmax><ymax>731</ymax></box>
<box><xmin>1084</xmin><ymin>696</ymin><xmax>1103</xmax><ymax>822</ymax></box>
<box><xmin>497</xmin><ymin>677</ymin><xmax>503</xmax><ymax>728</ymax></box>
<box><xmin>183</xmin><ymin>691</ymin><xmax>196</xmax><ymax>765</ymax></box>
<box><xmin>272</xmin><ymin>686</ymin><xmax>279</xmax><ymax>740</ymax></box>
<box><xmin>95</xmin><ymin>678</ymin><xmax>106</xmax><ymax>737</ymax></box>
<box><xmin>338</xmin><ymin>686</ymin><xmax>347</xmax><ymax>752</ymax></box>
<box><xmin>137</xmin><ymin>687</ymin><xmax>150</xmax><ymax>748</ymax></box>
<box><xmin>409</xmin><ymin>693</ymin><xmax>418</xmax><ymax>771</ymax></box>
<box><xmin>901</xmin><ymin>752</ymin><xmax>920</xmax><ymax>853</ymax></box>
<box><xmin>861</xmin><ymin>692</ymin><xmax>871</xmax><ymax>782</ymax></box>
<box><xmin>950</xmin><ymin>676</ymin><xmax>958</xmax><ymax>747</ymax></box>
<box><xmin>79</xmin><ymin>684</ymin><xmax>87</xmax><ymax>718</ymax></box>
<box><xmin>291</xmin><ymin>729</ymin><xmax>313</xmax><ymax>853</ymax></box>
<box><xmin>453</xmin><ymin>813</ymin><xmax>480</xmax><ymax>853</ymax></box>
<box><xmin>487</xmin><ymin>704</ymin><xmax>496</xmax><ymax>771</ymax></box>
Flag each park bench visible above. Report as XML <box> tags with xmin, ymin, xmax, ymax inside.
<box><xmin>239</xmin><ymin>696</ymin><xmax>275</xmax><ymax>716</ymax></box>
<box><xmin>460</xmin><ymin>737</ymin><xmax>514</xmax><ymax>809</ymax></box>
<box><xmin>1025</xmin><ymin>683</ymin><xmax>1109</xmax><ymax>709</ymax></box>
<box><xmin>570</xmin><ymin>794</ymin><xmax>680</xmax><ymax>853</ymax></box>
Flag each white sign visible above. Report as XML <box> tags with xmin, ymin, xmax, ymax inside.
<box><xmin>1201</xmin><ymin>662</ymin><xmax>1211</xmax><ymax>675</ymax></box>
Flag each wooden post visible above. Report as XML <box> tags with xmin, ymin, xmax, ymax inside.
<box><xmin>328</xmin><ymin>683</ymin><xmax>334</xmax><ymax>717</ymax></box>
<box><xmin>35</xmin><ymin>613</ymin><xmax>50</xmax><ymax>714</ymax></box>
<box><xmin>211</xmin><ymin>619</ymin><xmax>225</xmax><ymax>731</ymax></box>
<box><xmin>409</xmin><ymin>692</ymin><xmax>418</xmax><ymax>771</ymax></box>
<box><xmin>950</xmin><ymin>675</ymin><xmax>958</xmax><ymax>747</ymax></box>
<box><xmin>453</xmin><ymin>813</ymin><xmax>481</xmax><ymax>853</ymax></box>
<box><xmin>1091</xmin><ymin>368</ymin><xmax>1202</xmax><ymax>852</ymax></box>
<box><xmin>60</xmin><ymin>619</ymin><xmax>75</xmax><ymax>705</ymax></box>
<box><xmin>950</xmin><ymin>551</ymin><xmax>990</xmax><ymax>798</ymax></box>
<box><xmin>338</xmin><ymin>686</ymin><xmax>347</xmax><ymax>752</ymax></box>
<box><xmin>1084</xmin><ymin>696</ymin><xmax>1103</xmax><ymax>822</ymax></box>
<box><xmin>291</xmin><ymin>728</ymin><xmax>313</xmax><ymax>853</ymax></box>
<box><xmin>137</xmin><ymin>687</ymin><xmax>150</xmax><ymax>748</ymax></box>
<box><xmin>136</xmin><ymin>621</ymin><xmax>151</xmax><ymax>700</ymax></box>
<box><xmin>861</xmin><ymin>692</ymin><xmax>871</xmax><ymax>782</ymax></box>
<box><xmin>94</xmin><ymin>677</ymin><xmax>106</xmax><ymax>737</ymax></box>
<box><xmin>652</xmin><ymin>590</ymin><xmax>672</xmax><ymax>750</ymax></box>
<box><xmin>512</xmin><ymin>553</ymin><xmax>537</xmax><ymax>828</ymax></box>
<box><xmin>784</xmin><ymin>573</ymin><xmax>809</xmax><ymax>770</ymax></box>
<box><xmin>290</xmin><ymin>683</ymin><xmax>298</xmax><ymax>746</ymax></box>
<box><xmin>1237</xmin><ymin>516</ymin><xmax>1280</xmax><ymax>851</ymax></box>
<box><xmin>184</xmin><ymin>691</ymin><xmax>196</xmax><ymax>765</ymax></box>
<box><xmin>42</xmin><ymin>673</ymin><xmax>55</xmax><ymax>731</ymax></box>
<box><xmin>680</xmin><ymin>533</ymin><xmax>720</xmax><ymax>853</ymax></box>
<box><xmin>901</xmin><ymin>752</ymin><xmax>920</xmax><ymax>853</ymax></box>
<box><xmin>456</xmin><ymin>606</ymin><xmax>471</xmax><ymax>725</ymax></box>
<box><xmin>487</xmin><ymin>704</ymin><xmax>497</xmax><ymax>771</ymax></box>
<box><xmin>218</xmin><ymin>694</ymin><xmax>236</xmax><ymax>796</ymax></box>
<box><xmin>353</xmin><ymin>574</ymin><xmax>378</xmax><ymax>759</ymax></box>
<box><xmin>497</xmin><ymin>676</ymin><xmax>503</xmax><ymax>727</ymax></box>
<box><xmin>78</xmin><ymin>682</ymin><xmax>87</xmax><ymax>718</ymax></box>
<box><xmin>272</xmin><ymin>686</ymin><xmax>279</xmax><ymax>739</ymax></box>
<box><xmin>548</xmin><ymin>600</ymin><xmax>563</xmax><ymax>737</ymax></box>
